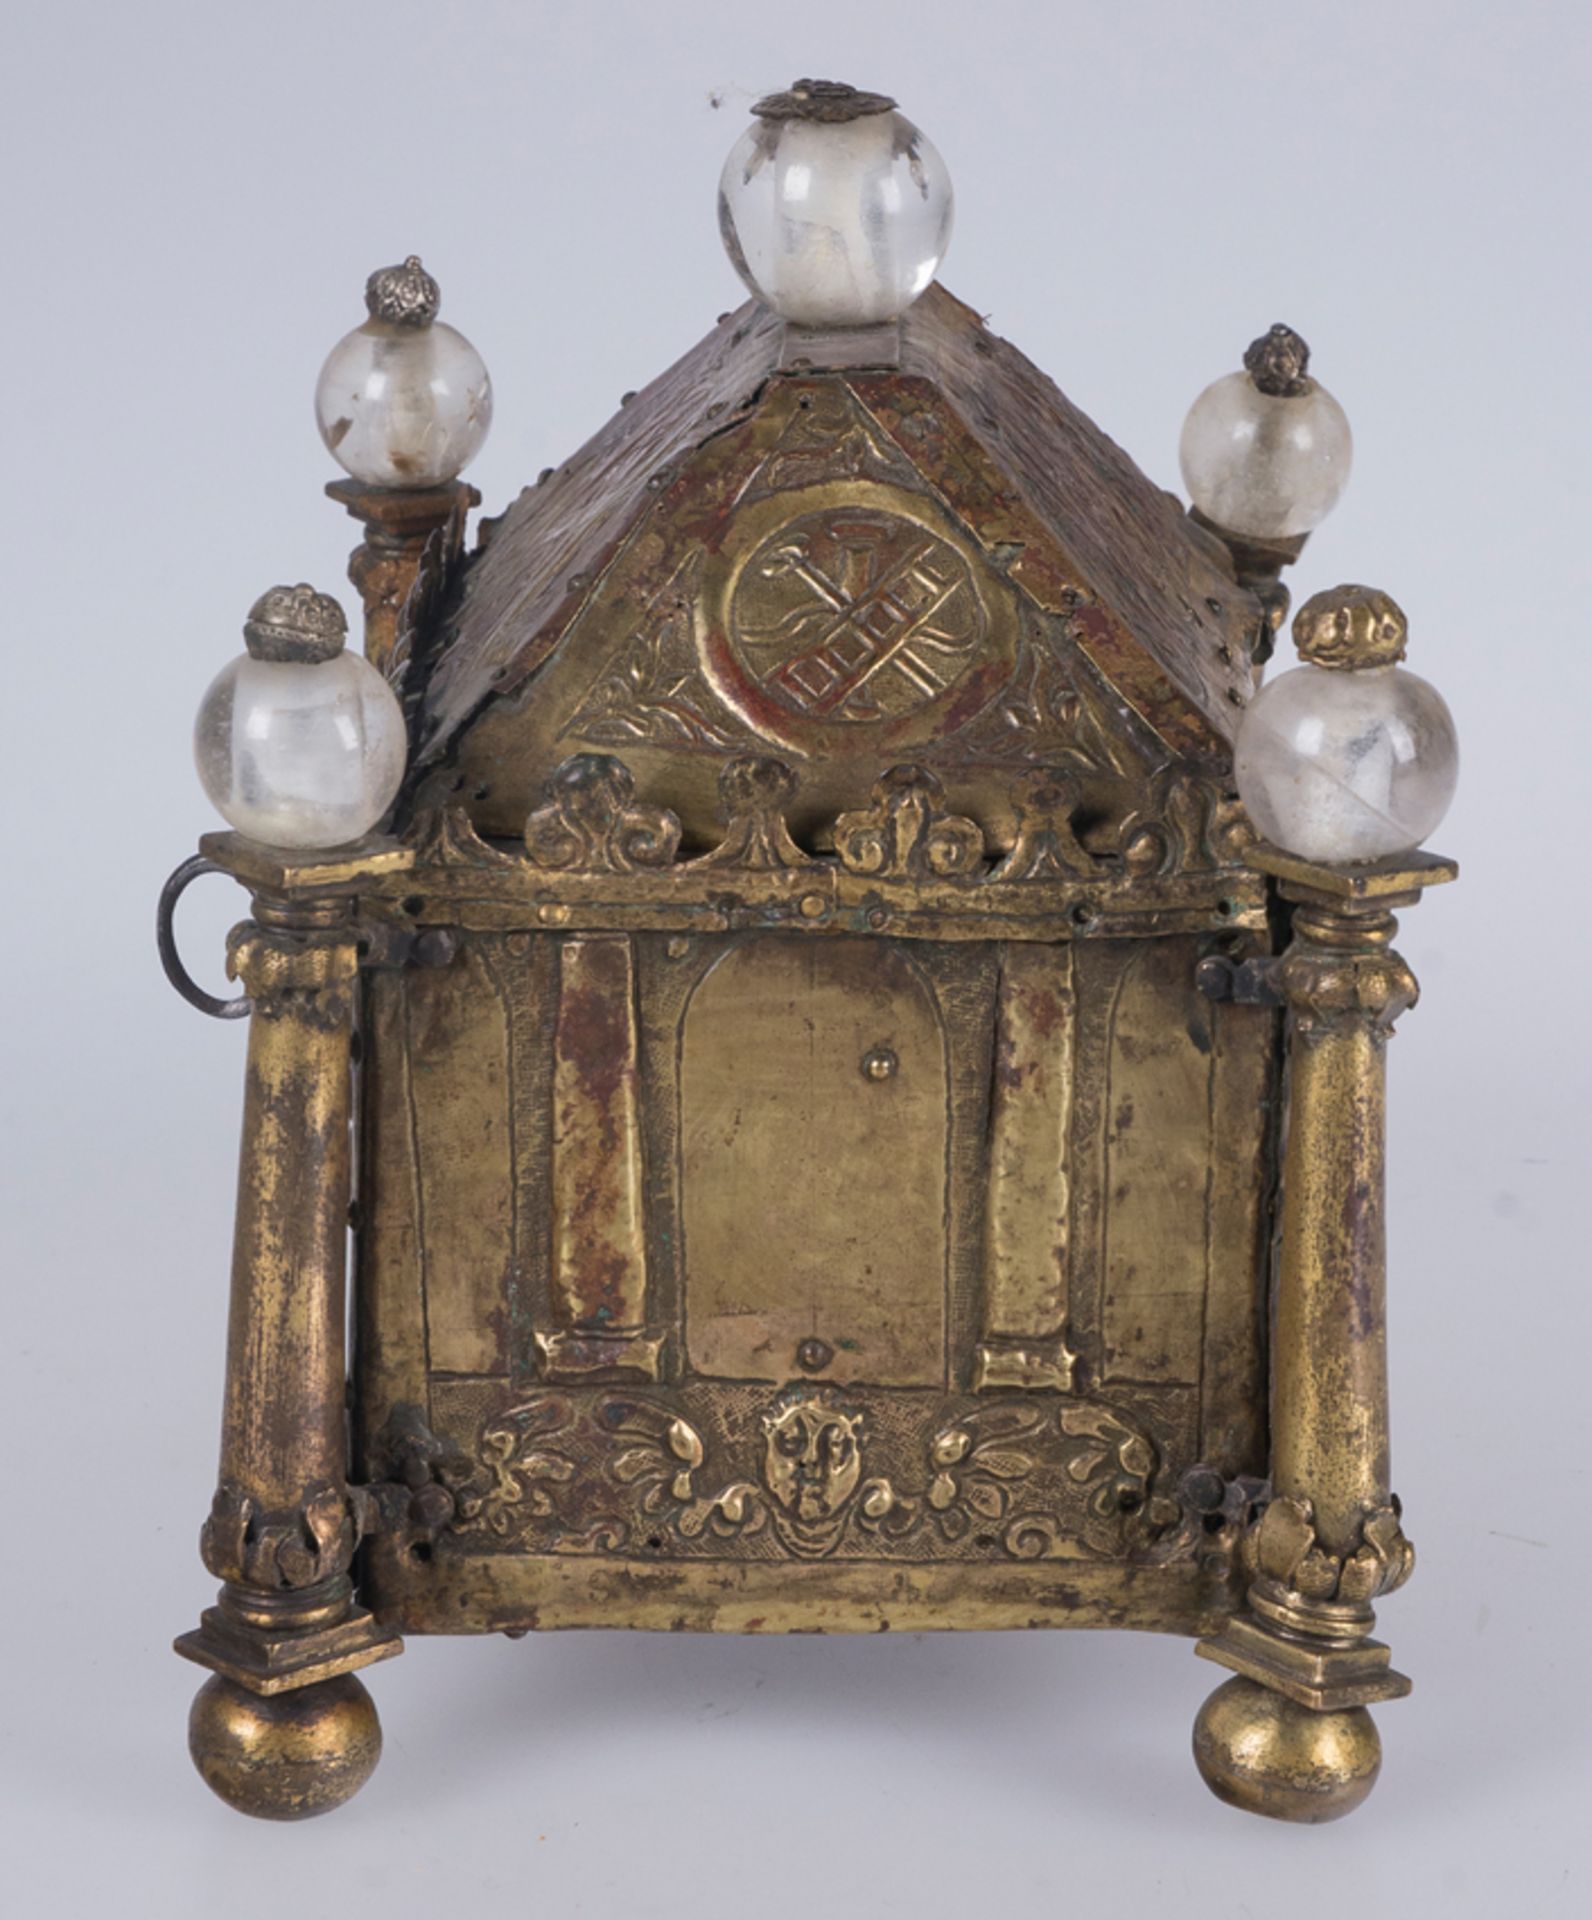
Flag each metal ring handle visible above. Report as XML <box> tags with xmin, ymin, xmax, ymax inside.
<box><xmin>157</xmin><ymin>855</ymin><xmax>252</xmax><ymax>1019</ymax></box>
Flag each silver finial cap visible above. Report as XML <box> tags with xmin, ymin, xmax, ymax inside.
<box><xmin>243</xmin><ymin>584</ymin><xmax>348</xmax><ymax>663</ymax></box>
<box><xmin>364</xmin><ymin>255</ymin><xmax>441</xmax><ymax>328</ymax></box>
<box><xmin>1244</xmin><ymin>323</ymin><xmax>1312</xmax><ymax>397</ymax></box>
<box><xmin>752</xmin><ymin>79</ymin><xmax>897</xmax><ymax>123</ymax></box>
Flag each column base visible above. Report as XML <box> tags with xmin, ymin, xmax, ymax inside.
<box><xmin>189</xmin><ymin>1672</ymin><xmax>382</xmax><ymax>1821</ymax></box>
<box><xmin>1197</xmin><ymin>1609</ymin><xmax>1409</xmax><ymax>1712</ymax></box>
<box><xmin>175</xmin><ymin>1580</ymin><xmax>402</xmax><ymax>1696</ymax></box>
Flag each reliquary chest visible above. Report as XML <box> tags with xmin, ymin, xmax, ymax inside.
<box><xmin>165</xmin><ymin>79</ymin><xmax>1457</xmax><ymax>1823</ymax></box>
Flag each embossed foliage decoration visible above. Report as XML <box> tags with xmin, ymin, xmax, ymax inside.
<box><xmin>444</xmin><ymin>1388</ymin><xmax>1180</xmax><ymax>1566</ymax></box>
<box><xmin>1245</xmin><ymin>1493</ymin><xmax>1415</xmax><ymax>1605</ymax></box>
<box><xmin>200</xmin><ymin>1481</ymin><xmax>364</xmax><ymax>1591</ymax></box>
<box><xmin>687</xmin><ymin>755</ymin><xmax>818</xmax><ymax>871</ymax></box>
<box><xmin>989</xmin><ymin>768</ymin><xmax>1095</xmax><ymax>882</ymax></box>
<box><xmin>833</xmin><ymin>764</ymin><xmax>984</xmax><ymax>880</ymax></box>
<box><xmin>406</xmin><ymin>803</ymin><xmax>521</xmax><ymax>869</ymax></box>
<box><xmin>523</xmin><ymin>752</ymin><xmax>682</xmax><ymax>873</ymax></box>
<box><xmin>565</xmin><ymin>553</ymin><xmax>752</xmax><ymax>753</ymax></box>
<box><xmin>1117</xmin><ymin>769</ymin><xmax>1255</xmax><ymax>877</ymax></box>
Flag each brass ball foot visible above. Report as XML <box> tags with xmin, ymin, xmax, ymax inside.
<box><xmin>189</xmin><ymin>1673</ymin><xmax>382</xmax><ymax>1820</ymax></box>
<box><xmin>1193</xmin><ymin>1676</ymin><xmax>1381</xmax><ymax>1823</ymax></box>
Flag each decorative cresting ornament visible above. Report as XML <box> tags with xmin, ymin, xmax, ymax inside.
<box><xmin>162</xmin><ymin>79</ymin><xmax>1458</xmax><ymax>1822</ymax></box>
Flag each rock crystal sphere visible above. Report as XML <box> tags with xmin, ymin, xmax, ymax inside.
<box><xmin>1235</xmin><ymin>662</ymin><xmax>1458</xmax><ymax>863</ymax></box>
<box><xmin>718</xmin><ymin>81</ymin><xmax>953</xmax><ymax>327</ymax></box>
<box><xmin>315</xmin><ymin>256</ymin><xmax>492</xmax><ymax>489</ymax></box>
<box><xmin>1181</xmin><ymin>325</ymin><xmax>1352</xmax><ymax>541</ymax></box>
<box><xmin>195</xmin><ymin>585</ymin><xmax>407</xmax><ymax>849</ymax></box>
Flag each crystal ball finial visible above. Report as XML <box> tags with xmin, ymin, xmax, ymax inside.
<box><xmin>315</xmin><ymin>256</ymin><xmax>492</xmax><ymax>490</ymax></box>
<box><xmin>1234</xmin><ymin>586</ymin><xmax>1458</xmax><ymax>864</ymax></box>
<box><xmin>718</xmin><ymin>80</ymin><xmax>954</xmax><ymax>328</ymax></box>
<box><xmin>1181</xmin><ymin>324</ymin><xmax>1352</xmax><ymax>541</ymax></box>
<box><xmin>195</xmin><ymin>586</ymin><xmax>408</xmax><ymax>850</ymax></box>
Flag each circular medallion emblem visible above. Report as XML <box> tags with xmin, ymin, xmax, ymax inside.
<box><xmin>726</xmin><ymin>502</ymin><xmax>988</xmax><ymax>727</ymax></box>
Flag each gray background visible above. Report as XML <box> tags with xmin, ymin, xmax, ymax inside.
<box><xmin>3</xmin><ymin>2</ymin><xmax>1587</xmax><ymax>1914</ymax></box>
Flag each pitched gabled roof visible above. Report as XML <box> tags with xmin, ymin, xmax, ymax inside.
<box><xmin>416</xmin><ymin>284</ymin><xmax>1262</xmax><ymax>774</ymax></box>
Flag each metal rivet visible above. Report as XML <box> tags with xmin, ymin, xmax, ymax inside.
<box><xmin>798</xmin><ymin>893</ymin><xmax>827</xmax><ymax>919</ymax></box>
<box><xmin>538</xmin><ymin>903</ymin><xmax>571</xmax><ymax>926</ymax></box>
<box><xmin>413</xmin><ymin>929</ymin><xmax>458</xmax><ymax>968</ymax></box>
<box><xmin>862</xmin><ymin>1047</ymin><xmax>898</xmax><ymax>1082</ymax></box>
<box><xmin>796</xmin><ymin>1337</ymin><xmax>834</xmax><ymax>1373</ymax></box>
<box><xmin>866</xmin><ymin>906</ymin><xmax>889</xmax><ymax>930</ymax></box>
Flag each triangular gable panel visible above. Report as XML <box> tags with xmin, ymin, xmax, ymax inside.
<box><xmin>412</xmin><ymin>287</ymin><xmax>1265</xmax><ymax>851</ymax></box>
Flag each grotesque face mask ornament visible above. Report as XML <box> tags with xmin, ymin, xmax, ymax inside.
<box><xmin>762</xmin><ymin>1392</ymin><xmax>865</xmax><ymax>1528</ymax></box>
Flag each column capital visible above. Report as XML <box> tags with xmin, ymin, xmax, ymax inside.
<box><xmin>1274</xmin><ymin>938</ymin><xmax>1419</xmax><ymax>1034</ymax></box>
<box><xmin>326</xmin><ymin>477</ymin><xmax>476</xmax><ymax>675</ymax></box>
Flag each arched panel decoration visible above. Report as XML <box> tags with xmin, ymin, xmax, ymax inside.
<box><xmin>681</xmin><ymin>935</ymin><xmax>949</xmax><ymax>1386</ymax></box>
<box><xmin>1100</xmin><ymin>940</ymin><xmax>1216</xmax><ymax>1386</ymax></box>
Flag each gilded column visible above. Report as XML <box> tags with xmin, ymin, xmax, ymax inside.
<box><xmin>1193</xmin><ymin>852</ymin><xmax>1452</xmax><ymax>1822</ymax></box>
<box><xmin>177</xmin><ymin>891</ymin><xmax>400</xmax><ymax>1820</ymax></box>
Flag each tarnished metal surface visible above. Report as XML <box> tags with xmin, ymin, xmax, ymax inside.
<box><xmin>887</xmin><ymin>285</ymin><xmax>1259</xmax><ymax>739</ymax></box>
